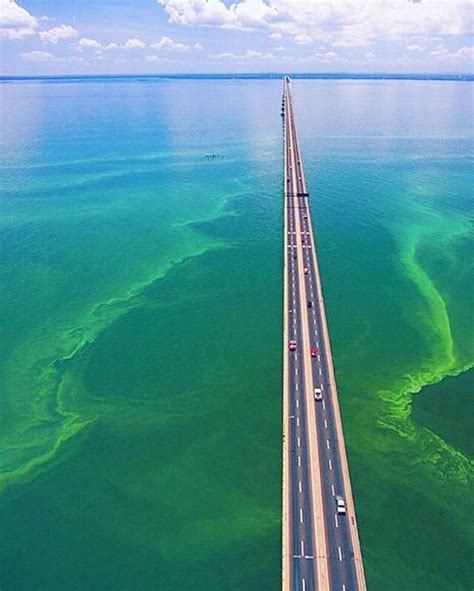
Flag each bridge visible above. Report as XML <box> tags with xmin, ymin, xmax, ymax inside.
<box><xmin>281</xmin><ymin>76</ymin><xmax>367</xmax><ymax>591</ymax></box>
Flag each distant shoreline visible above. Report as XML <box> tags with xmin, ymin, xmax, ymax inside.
<box><xmin>1</xmin><ymin>72</ymin><xmax>473</xmax><ymax>83</ymax></box>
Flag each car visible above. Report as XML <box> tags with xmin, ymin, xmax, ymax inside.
<box><xmin>307</xmin><ymin>300</ymin><xmax>312</xmax><ymax>308</ymax></box>
<box><xmin>303</xmin><ymin>214</ymin><xmax>308</xmax><ymax>219</ymax></box>
<box><xmin>310</xmin><ymin>347</ymin><xmax>318</xmax><ymax>357</ymax></box>
<box><xmin>301</xmin><ymin>236</ymin><xmax>305</xmax><ymax>243</ymax></box>
<box><xmin>289</xmin><ymin>340</ymin><xmax>297</xmax><ymax>351</ymax></box>
<box><xmin>336</xmin><ymin>496</ymin><xmax>346</xmax><ymax>515</ymax></box>
<box><xmin>314</xmin><ymin>387</ymin><xmax>322</xmax><ymax>400</ymax></box>
<box><xmin>304</xmin><ymin>268</ymin><xmax>309</xmax><ymax>274</ymax></box>
<box><xmin>293</xmin><ymin>254</ymin><xmax>297</xmax><ymax>259</ymax></box>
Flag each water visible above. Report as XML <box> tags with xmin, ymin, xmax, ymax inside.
<box><xmin>0</xmin><ymin>77</ymin><xmax>472</xmax><ymax>590</ymax></box>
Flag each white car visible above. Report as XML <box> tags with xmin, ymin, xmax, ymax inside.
<box><xmin>314</xmin><ymin>387</ymin><xmax>322</xmax><ymax>401</ymax></box>
<box><xmin>336</xmin><ymin>496</ymin><xmax>346</xmax><ymax>515</ymax></box>
<box><xmin>304</xmin><ymin>268</ymin><xmax>309</xmax><ymax>274</ymax></box>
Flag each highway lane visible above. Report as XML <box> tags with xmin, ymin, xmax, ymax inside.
<box><xmin>290</xmin><ymin>104</ymin><xmax>357</xmax><ymax>589</ymax></box>
<box><xmin>299</xmin><ymin>191</ymin><xmax>356</xmax><ymax>591</ymax></box>
<box><xmin>291</xmin><ymin>93</ymin><xmax>359</xmax><ymax>591</ymax></box>
<box><xmin>284</xmin><ymin>78</ymin><xmax>329</xmax><ymax>591</ymax></box>
<box><xmin>288</xmin><ymin>194</ymin><xmax>316</xmax><ymax>589</ymax></box>
<box><xmin>291</xmin><ymin>102</ymin><xmax>358</xmax><ymax>591</ymax></box>
<box><xmin>284</xmin><ymin>87</ymin><xmax>317</xmax><ymax>591</ymax></box>
<box><xmin>282</xmin><ymin>76</ymin><xmax>366</xmax><ymax>591</ymax></box>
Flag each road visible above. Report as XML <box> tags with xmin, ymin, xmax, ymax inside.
<box><xmin>281</xmin><ymin>76</ymin><xmax>367</xmax><ymax>591</ymax></box>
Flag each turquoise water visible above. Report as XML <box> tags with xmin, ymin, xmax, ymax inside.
<box><xmin>0</xmin><ymin>78</ymin><xmax>472</xmax><ymax>590</ymax></box>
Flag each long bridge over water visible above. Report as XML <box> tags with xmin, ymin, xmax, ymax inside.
<box><xmin>281</xmin><ymin>76</ymin><xmax>367</xmax><ymax>591</ymax></box>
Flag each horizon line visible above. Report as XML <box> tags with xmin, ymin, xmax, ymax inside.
<box><xmin>1</xmin><ymin>71</ymin><xmax>473</xmax><ymax>82</ymax></box>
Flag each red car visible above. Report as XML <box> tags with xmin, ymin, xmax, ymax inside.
<box><xmin>289</xmin><ymin>340</ymin><xmax>297</xmax><ymax>351</ymax></box>
<box><xmin>310</xmin><ymin>347</ymin><xmax>318</xmax><ymax>357</ymax></box>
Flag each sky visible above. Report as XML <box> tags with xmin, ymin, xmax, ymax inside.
<box><xmin>0</xmin><ymin>0</ymin><xmax>473</xmax><ymax>76</ymax></box>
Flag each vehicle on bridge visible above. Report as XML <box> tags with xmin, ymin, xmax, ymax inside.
<box><xmin>289</xmin><ymin>340</ymin><xmax>297</xmax><ymax>351</ymax></box>
<box><xmin>310</xmin><ymin>347</ymin><xmax>318</xmax><ymax>357</ymax></box>
<box><xmin>314</xmin><ymin>387</ymin><xmax>322</xmax><ymax>400</ymax></box>
<box><xmin>336</xmin><ymin>496</ymin><xmax>347</xmax><ymax>515</ymax></box>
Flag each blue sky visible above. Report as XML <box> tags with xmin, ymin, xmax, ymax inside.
<box><xmin>1</xmin><ymin>0</ymin><xmax>473</xmax><ymax>76</ymax></box>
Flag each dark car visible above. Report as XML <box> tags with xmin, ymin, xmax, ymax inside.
<box><xmin>308</xmin><ymin>301</ymin><xmax>312</xmax><ymax>308</ymax></box>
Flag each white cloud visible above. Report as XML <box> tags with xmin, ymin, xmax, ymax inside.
<box><xmin>20</xmin><ymin>49</ymin><xmax>86</xmax><ymax>64</ymax></box>
<box><xmin>77</xmin><ymin>38</ymin><xmax>119</xmax><ymax>51</ymax></box>
<box><xmin>406</xmin><ymin>43</ymin><xmax>425</xmax><ymax>52</ymax></box>
<box><xmin>123</xmin><ymin>37</ymin><xmax>145</xmax><ymax>49</ymax></box>
<box><xmin>149</xmin><ymin>35</ymin><xmax>203</xmax><ymax>52</ymax></box>
<box><xmin>158</xmin><ymin>0</ymin><xmax>232</xmax><ymax>27</ymax></box>
<box><xmin>245</xmin><ymin>49</ymin><xmax>265</xmax><ymax>58</ymax></box>
<box><xmin>231</xmin><ymin>0</ymin><xmax>278</xmax><ymax>30</ymax></box>
<box><xmin>0</xmin><ymin>24</ymin><xmax>34</xmax><ymax>38</ymax></box>
<box><xmin>321</xmin><ymin>51</ymin><xmax>338</xmax><ymax>61</ymax></box>
<box><xmin>364</xmin><ymin>51</ymin><xmax>375</xmax><ymax>60</ymax></box>
<box><xmin>332</xmin><ymin>36</ymin><xmax>374</xmax><ymax>48</ymax></box>
<box><xmin>430</xmin><ymin>43</ymin><xmax>449</xmax><ymax>56</ymax></box>
<box><xmin>39</xmin><ymin>24</ymin><xmax>78</xmax><ymax>44</ymax></box>
<box><xmin>274</xmin><ymin>45</ymin><xmax>285</xmax><ymax>51</ymax></box>
<box><xmin>457</xmin><ymin>45</ymin><xmax>474</xmax><ymax>58</ymax></box>
<box><xmin>214</xmin><ymin>51</ymin><xmax>234</xmax><ymax>59</ymax></box>
<box><xmin>78</xmin><ymin>37</ymin><xmax>102</xmax><ymax>50</ymax></box>
<box><xmin>157</xmin><ymin>0</ymin><xmax>280</xmax><ymax>30</ymax></box>
<box><xmin>311</xmin><ymin>50</ymin><xmax>342</xmax><ymax>63</ymax></box>
<box><xmin>268</xmin><ymin>31</ymin><xmax>282</xmax><ymax>39</ymax></box>
<box><xmin>145</xmin><ymin>54</ymin><xmax>164</xmax><ymax>62</ymax></box>
<box><xmin>294</xmin><ymin>34</ymin><xmax>312</xmax><ymax>45</ymax></box>
<box><xmin>20</xmin><ymin>50</ymin><xmax>56</xmax><ymax>62</ymax></box>
<box><xmin>0</xmin><ymin>0</ymin><xmax>38</xmax><ymax>39</ymax></box>
<box><xmin>150</xmin><ymin>35</ymin><xmax>187</xmax><ymax>51</ymax></box>
<box><xmin>157</xmin><ymin>0</ymin><xmax>474</xmax><ymax>42</ymax></box>
<box><xmin>214</xmin><ymin>49</ymin><xmax>276</xmax><ymax>60</ymax></box>
<box><xmin>428</xmin><ymin>44</ymin><xmax>474</xmax><ymax>60</ymax></box>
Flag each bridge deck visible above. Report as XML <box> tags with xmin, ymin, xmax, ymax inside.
<box><xmin>281</xmin><ymin>76</ymin><xmax>367</xmax><ymax>591</ymax></box>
